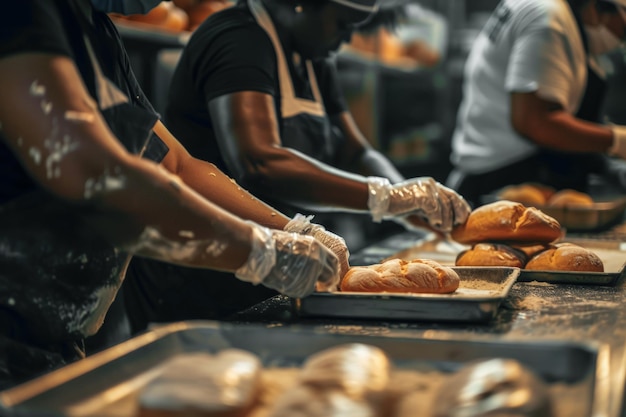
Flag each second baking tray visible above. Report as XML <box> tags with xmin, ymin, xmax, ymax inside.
<box><xmin>391</xmin><ymin>237</ymin><xmax>626</xmax><ymax>286</ymax></box>
<box><xmin>292</xmin><ymin>267</ymin><xmax>519</xmax><ymax>322</ymax></box>
<box><xmin>0</xmin><ymin>321</ymin><xmax>607</xmax><ymax>417</ymax></box>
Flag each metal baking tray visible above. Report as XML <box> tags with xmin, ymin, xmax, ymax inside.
<box><xmin>292</xmin><ymin>267</ymin><xmax>519</xmax><ymax>323</ymax></box>
<box><xmin>391</xmin><ymin>237</ymin><xmax>626</xmax><ymax>286</ymax></box>
<box><xmin>0</xmin><ymin>321</ymin><xmax>607</xmax><ymax>417</ymax></box>
<box><xmin>481</xmin><ymin>194</ymin><xmax>626</xmax><ymax>232</ymax></box>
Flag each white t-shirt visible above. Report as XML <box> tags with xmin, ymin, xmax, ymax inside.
<box><xmin>449</xmin><ymin>0</ymin><xmax>587</xmax><ymax>176</ymax></box>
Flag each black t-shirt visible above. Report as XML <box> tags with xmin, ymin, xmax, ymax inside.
<box><xmin>164</xmin><ymin>1</ymin><xmax>347</xmax><ymax>174</ymax></box>
<box><xmin>0</xmin><ymin>0</ymin><xmax>166</xmax><ymax>204</ymax></box>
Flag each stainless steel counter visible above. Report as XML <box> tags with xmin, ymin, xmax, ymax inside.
<box><xmin>227</xmin><ymin>229</ymin><xmax>626</xmax><ymax>417</ymax></box>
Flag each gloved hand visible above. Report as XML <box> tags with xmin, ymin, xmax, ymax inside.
<box><xmin>367</xmin><ymin>176</ymin><xmax>471</xmax><ymax>233</ymax></box>
<box><xmin>609</xmin><ymin>125</ymin><xmax>626</xmax><ymax>159</ymax></box>
<box><xmin>284</xmin><ymin>214</ymin><xmax>350</xmax><ymax>286</ymax></box>
<box><xmin>235</xmin><ymin>221</ymin><xmax>340</xmax><ymax>298</ymax></box>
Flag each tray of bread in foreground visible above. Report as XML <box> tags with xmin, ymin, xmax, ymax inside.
<box><xmin>391</xmin><ymin>200</ymin><xmax>626</xmax><ymax>286</ymax></box>
<box><xmin>293</xmin><ymin>261</ymin><xmax>519</xmax><ymax>323</ymax></box>
<box><xmin>484</xmin><ymin>183</ymin><xmax>626</xmax><ymax>231</ymax></box>
<box><xmin>0</xmin><ymin>321</ymin><xmax>606</xmax><ymax>417</ymax></box>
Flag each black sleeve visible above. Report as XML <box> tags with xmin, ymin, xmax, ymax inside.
<box><xmin>315</xmin><ymin>58</ymin><xmax>348</xmax><ymax>116</ymax></box>
<box><xmin>188</xmin><ymin>24</ymin><xmax>279</xmax><ymax>101</ymax></box>
<box><xmin>0</xmin><ymin>1</ymin><xmax>72</xmax><ymax>59</ymax></box>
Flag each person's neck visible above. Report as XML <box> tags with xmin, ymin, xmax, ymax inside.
<box><xmin>259</xmin><ymin>0</ymin><xmax>296</xmax><ymax>52</ymax></box>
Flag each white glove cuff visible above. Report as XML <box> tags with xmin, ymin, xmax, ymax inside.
<box><xmin>609</xmin><ymin>125</ymin><xmax>626</xmax><ymax>158</ymax></box>
<box><xmin>367</xmin><ymin>176</ymin><xmax>392</xmax><ymax>223</ymax></box>
<box><xmin>235</xmin><ymin>222</ymin><xmax>276</xmax><ymax>285</ymax></box>
<box><xmin>284</xmin><ymin>213</ymin><xmax>317</xmax><ymax>234</ymax></box>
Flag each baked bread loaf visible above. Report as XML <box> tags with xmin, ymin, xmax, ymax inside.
<box><xmin>267</xmin><ymin>344</ymin><xmax>390</xmax><ymax>417</ymax></box>
<box><xmin>138</xmin><ymin>350</ymin><xmax>262</xmax><ymax>417</ymax></box>
<box><xmin>340</xmin><ymin>258</ymin><xmax>460</xmax><ymax>294</ymax></box>
<box><xmin>456</xmin><ymin>243</ymin><xmax>527</xmax><ymax>268</ymax></box>
<box><xmin>433</xmin><ymin>358</ymin><xmax>552</xmax><ymax>417</ymax></box>
<box><xmin>451</xmin><ymin>201</ymin><xmax>561</xmax><ymax>245</ymax></box>
<box><xmin>509</xmin><ymin>243</ymin><xmax>552</xmax><ymax>258</ymax></box>
<box><xmin>497</xmin><ymin>184</ymin><xmax>548</xmax><ymax>206</ymax></box>
<box><xmin>525</xmin><ymin>243</ymin><xmax>604</xmax><ymax>272</ymax></box>
<box><xmin>547</xmin><ymin>189</ymin><xmax>594</xmax><ymax>208</ymax></box>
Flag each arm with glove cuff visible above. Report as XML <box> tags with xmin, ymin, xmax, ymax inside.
<box><xmin>235</xmin><ymin>221</ymin><xmax>341</xmax><ymax>298</ymax></box>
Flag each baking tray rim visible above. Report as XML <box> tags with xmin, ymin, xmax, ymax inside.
<box><xmin>0</xmin><ymin>321</ymin><xmax>608</xmax><ymax>412</ymax></box>
<box><xmin>301</xmin><ymin>266</ymin><xmax>520</xmax><ymax>302</ymax></box>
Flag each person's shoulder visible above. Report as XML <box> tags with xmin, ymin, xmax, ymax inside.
<box><xmin>506</xmin><ymin>0</ymin><xmax>574</xmax><ymax>34</ymax></box>
<box><xmin>190</xmin><ymin>4</ymin><xmax>266</xmax><ymax>41</ymax></box>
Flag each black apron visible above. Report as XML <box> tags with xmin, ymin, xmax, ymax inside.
<box><xmin>119</xmin><ymin>0</ymin><xmax>341</xmax><ymax>335</ymax></box>
<box><xmin>0</xmin><ymin>2</ymin><xmax>159</xmax><ymax>389</ymax></box>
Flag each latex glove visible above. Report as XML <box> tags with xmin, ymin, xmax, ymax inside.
<box><xmin>609</xmin><ymin>125</ymin><xmax>626</xmax><ymax>159</ymax></box>
<box><xmin>235</xmin><ymin>222</ymin><xmax>340</xmax><ymax>298</ymax></box>
<box><xmin>367</xmin><ymin>176</ymin><xmax>471</xmax><ymax>233</ymax></box>
<box><xmin>284</xmin><ymin>214</ymin><xmax>350</xmax><ymax>286</ymax></box>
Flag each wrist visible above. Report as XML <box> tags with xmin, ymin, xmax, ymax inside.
<box><xmin>235</xmin><ymin>222</ymin><xmax>276</xmax><ymax>284</ymax></box>
<box><xmin>284</xmin><ymin>213</ymin><xmax>316</xmax><ymax>235</ymax></box>
<box><xmin>367</xmin><ymin>176</ymin><xmax>392</xmax><ymax>222</ymax></box>
<box><xmin>609</xmin><ymin>125</ymin><xmax>626</xmax><ymax>157</ymax></box>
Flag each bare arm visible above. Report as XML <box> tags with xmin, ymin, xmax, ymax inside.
<box><xmin>155</xmin><ymin>121</ymin><xmax>291</xmax><ymax>230</ymax></box>
<box><xmin>330</xmin><ymin>111</ymin><xmax>405</xmax><ymax>183</ymax></box>
<box><xmin>209</xmin><ymin>91</ymin><xmax>372</xmax><ymax>212</ymax></box>
<box><xmin>510</xmin><ymin>91</ymin><xmax>614</xmax><ymax>152</ymax></box>
<box><xmin>0</xmin><ymin>53</ymin><xmax>253</xmax><ymax>271</ymax></box>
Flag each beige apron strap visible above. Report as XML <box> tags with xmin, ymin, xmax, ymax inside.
<box><xmin>82</xmin><ymin>35</ymin><xmax>129</xmax><ymax>110</ymax></box>
<box><xmin>248</xmin><ymin>0</ymin><xmax>325</xmax><ymax>118</ymax></box>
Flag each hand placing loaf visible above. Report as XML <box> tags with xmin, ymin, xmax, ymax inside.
<box><xmin>340</xmin><ymin>258</ymin><xmax>460</xmax><ymax>294</ymax></box>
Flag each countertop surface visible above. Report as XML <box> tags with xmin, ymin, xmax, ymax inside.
<box><xmin>229</xmin><ymin>225</ymin><xmax>626</xmax><ymax>417</ymax></box>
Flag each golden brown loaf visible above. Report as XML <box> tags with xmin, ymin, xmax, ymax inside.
<box><xmin>546</xmin><ymin>189</ymin><xmax>594</xmax><ymax>208</ymax></box>
<box><xmin>450</xmin><ymin>201</ymin><xmax>561</xmax><ymax>245</ymax></box>
<box><xmin>137</xmin><ymin>350</ymin><xmax>262</xmax><ymax>417</ymax></box>
<box><xmin>267</xmin><ymin>344</ymin><xmax>391</xmax><ymax>417</ymax></box>
<box><xmin>433</xmin><ymin>358</ymin><xmax>552</xmax><ymax>417</ymax></box>
<box><xmin>455</xmin><ymin>243</ymin><xmax>527</xmax><ymax>268</ymax></box>
<box><xmin>340</xmin><ymin>258</ymin><xmax>460</xmax><ymax>294</ymax></box>
<box><xmin>497</xmin><ymin>184</ymin><xmax>548</xmax><ymax>206</ymax></box>
<box><xmin>525</xmin><ymin>243</ymin><xmax>604</xmax><ymax>272</ymax></box>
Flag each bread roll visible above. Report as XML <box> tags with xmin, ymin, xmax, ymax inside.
<box><xmin>138</xmin><ymin>350</ymin><xmax>261</xmax><ymax>417</ymax></box>
<box><xmin>340</xmin><ymin>258</ymin><xmax>460</xmax><ymax>294</ymax></box>
<box><xmin>525</xmin><ymin>243</ymin><xmax>604</xmax><ymax>272</ymax></box>
<box><xmin>547</xmin><ymin>189</ymin><xmax>594</xmax><ymax>208</ymax></box>
<box><xmin>509</xmin><ymin>243</ymin><xmax>551</xmax><ymax>258</ymax></box>
<box><xmin>433</xmin><ymin>358</ymin><xmax>552</xmax><ymax>417</ymax></box>
<box><xmin>497</xmin><ymin>184</ymin><xmax>547</xmax><ymax>206</ymax></box>
<box><xmin>267</xmin><ymin>344</ymin><xmax>390</xmax><ymax>417</ymax></box>
<box><xmin>451</xmin><ymin>201</ymin><xmax>561</xmax><ymax>245</ymax></box>
<box><xmin>267</xmin><ymin>386</ymin><xmax>376</xmax><ymax>417</ymax></box>
<box><xmin>455</xmin><ymin>243</ymin><xmax>527</xmax><ymax>268</ymax></box>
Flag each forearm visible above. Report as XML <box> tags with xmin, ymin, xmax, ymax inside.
<box><xmin>84</xmin><ymin>156</ymin><xmax>254</xmax><ymax>271</ymax></box>
<box><xmin>350</xmin><ymin>148</ymin><xmax>405</xmax><ymax>183</ymax></box>
<box><xmin>528</xmin><ymin>112</ymin><xmax>613</xmax><ymax>152</ymax></box>
<box><xmin>248</xmin><ymin>147</ymin><xmax>371</xmax><ymax>212</ymax></box>
<box><xmin>511</xmin><ymin>93</ymin><xmax>614</xmax><ymax>152</ymax></box>
<box><xmin>176</xmin><ymin>156</ymin><xmax>291</xmax><ymax>230</ymax></box>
